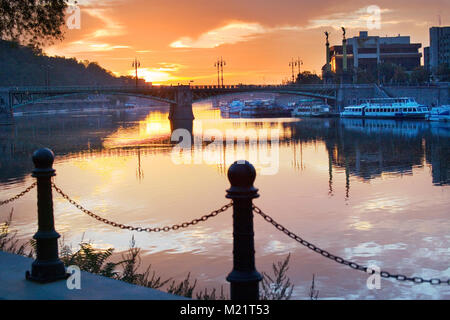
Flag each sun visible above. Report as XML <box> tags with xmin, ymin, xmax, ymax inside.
<box><xmin>128</xmin><ymin>67</ymin><xmax>177</xmax><ymax>84</ymax></box>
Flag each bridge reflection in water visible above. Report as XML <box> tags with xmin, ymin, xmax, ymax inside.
<box><xmin>1</xmin><ymin>102</ymin><xmax>449</xmax><ymax>300</ymax></box>
<box><xmin>1</xmin><ymin>105</ymin><xmax>449</xmax><ymax>187</ymax></box>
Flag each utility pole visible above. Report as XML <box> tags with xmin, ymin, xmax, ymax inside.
<box><xmin>215</xmin><ymin>57</ymin><xmax>226</xmax><ymax>88</ymax></box>
<box><xmin>132</xmin><ymin>58</ymin><xmax>141</xmax><ymax>88</ymax></box>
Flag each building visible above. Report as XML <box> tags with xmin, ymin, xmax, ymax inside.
<box><xmin>424</xmin><ymin>46</ymin><xmax>430</xmax><ymax>71</ymax></box>
<box><xmin>327</xmin><ymin>31</ymin><xmax>422</xmax><ymax>74</ymax></box>
<box><xmin>424</xmin><ymin>26</ymin><xmax>450</xmax><ymax>71</ymax></box>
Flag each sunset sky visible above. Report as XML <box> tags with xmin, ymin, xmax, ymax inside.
<box><xmin>45</xmin><ymin>0</ymin><xmax>449</xmax><ymax>85</ymax></box>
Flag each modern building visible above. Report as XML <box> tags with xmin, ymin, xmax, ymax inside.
<box><xmin>424</xmin><ymin>46</ymin><xmax>430</xmax><ymax>70</ymax></box>
<box><xmin>327</xmin><ymin>31</ymin><xmax>422</xmax><ymax>73</ymax></box>
<box><xmin>424</xmin><ymin>26</ymin><xmax>450</xmax><ymax>71</ymax></box>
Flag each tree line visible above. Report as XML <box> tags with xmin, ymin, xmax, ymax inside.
<box><xmin>0</xmin><ymin>40</ymin><xmax>136</xmax><ymax>86</ymax></box>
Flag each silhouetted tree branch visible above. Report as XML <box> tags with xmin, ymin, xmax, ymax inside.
<box><xmin>0</xmin><ymin>0</ymin><xmax>68</xmax><ymax>48</ymax></box>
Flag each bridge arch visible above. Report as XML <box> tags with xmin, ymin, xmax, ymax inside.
<box><xmin>10</xmin><ymin>91</ymin><xmax>174</xmax><ymax>109</ymax></box>
<box><xmin>192</xmin><ymin>90</ymin><xmax>335</xmax><ymax>103</ymax></box>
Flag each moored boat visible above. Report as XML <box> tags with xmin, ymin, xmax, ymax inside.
<box><xmin>427</xmin><ymin>105</ymin><xmax>450</xmax><ymax>122</ymax></box>
<box><xmin>220</xmin><ymin>100</ymin><xmax>245</xmax><ymax>115</ymax></box>
<box><xmin>239</xmin><ymin>99</ymin><xmax>291</xmax><ymax>118</ymax></box>
<box><xmin>292</xmin><ymin>104</ymin><xmax>331</xmax><ymax>118</ymax></box>
<box><xmin>340</xmin><ymin>98</ymin><xmax>429</xmax><ymax>119</ymax></box>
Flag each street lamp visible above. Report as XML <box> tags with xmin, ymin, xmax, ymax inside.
<box><xmin>132</xmin><ymin>58</ymin><xmax>141</xmax><ymax>88</ymax></box>
<box><xmin>296</xmin><ymin>58</ymin><xmax>303</xmax><ymax>75</ymax></box>
<box><xmin>289</xmin><ymin>58</ymin><xmax>297</xmax><ymax>83</ymax></box>
<box><xmin>214</xmin><ymin>57</ymin><xmax>226</xmax><ymax>88</ymax></box>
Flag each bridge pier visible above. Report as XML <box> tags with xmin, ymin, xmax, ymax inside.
<box><xmin>169</xmin><ymin>86</ymin><xmax>195</xmax><ymax>121</ymax></box>
<box><xmin>0</xmin><ymin>91</ymin><xmax>13</xmax><ymax>125</ymax></box>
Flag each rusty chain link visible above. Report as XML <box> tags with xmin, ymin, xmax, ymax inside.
<box><xmin>52</xmin><ymin>183</ymin><xmax>232</xmax><ymax>232</ymax></box>
<box><xmin>253</xmin><ymin>205</ymin><xmax>450</xmax><ymax>286</ymax></box>
<box><xmin>0</xmin><ymin>182</ymin><xmax>37</xmax><ymax>207</ymax></box>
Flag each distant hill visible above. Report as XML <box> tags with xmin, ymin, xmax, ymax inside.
<box><xmin>0</xmin><ymin>40</ymin><xmax>135</xmax><ymax>87</ymax></box>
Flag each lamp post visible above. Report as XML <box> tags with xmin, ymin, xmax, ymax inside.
<box><xmin>296</xmin><ymin>58</ymin><xmax>303</xmax><ymax>76</ymax></box>
<box><xmin>214</xmin><ymin>60</ymin><xmax>220</xmax><ymax>87</ymax></box>
<box><xmin>42</xmin><ymin>65</ymin><xmax>52</xmax><ymax>89</ymax></box>
<box><xmin>289</xmin><ymin>58</ymin><xmax>297</xmax><ymax>83</ymax></box>
<box><xmin>215</xmin><ymin>57</ymin><xmax>226</xmax><ymax>88</ymax></box>
<box><xmin>132</xmin><ymin>58</ymin><xmax>141</xmax><ymax>89</ymax></box>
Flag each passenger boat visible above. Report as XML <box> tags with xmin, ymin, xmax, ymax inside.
<box><xmin>340</xmin><ymin>98</ymin><xmax>429</xmax><ymax>119</ymax></box>
<box><xmin>427</xmin><ymin>105</ymin><xmax>450</xmax><ymax>122</ymax></box>
<box><xmin>292</xmin><ymin>104</ymin><xmax>331</xmax><ymax>118</ymax></box>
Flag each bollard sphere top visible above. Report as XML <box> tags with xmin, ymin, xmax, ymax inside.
<box><xmin>228</xmin><ymin>161</ymin><xmax>256</xmax><ymax>187</ymax></box>
<box><xmin>32</xmin><ymin>148</ymin><xmax>55</xmax><ymax>170</ymax></box>
<box><xmin>226</xmin><ymin>161</ymin><xmax>259</xmax><ymax>199</ymax></box>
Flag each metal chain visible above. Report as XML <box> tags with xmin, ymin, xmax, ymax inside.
<box><xmin>52</xmin><ymin>183</ymin><xmax>232</xmax><ymax>232</ymax></box>
<box><xmin>0</xmin><ymin>182</ymin><xmax>37</xmax><ymax>207</ymax></box>
<box><xmin>253</xmin><ymin>205</ymin><xmax>450</xmax><ymax>286</ymax></box>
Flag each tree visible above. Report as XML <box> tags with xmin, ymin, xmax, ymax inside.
<box><xmin>392</xmin><ymin>65</ymin><xmax>409</xmax><ymax>84</ymax></box>
<box><xmin>436</xmin><ymin>63</ymin><xmax>450</xmax><ymax>82</ymax></box>
<box><xmin>0</xmin><ymin>39</ymin><xmax>133</xmax><ymax>86</ymax></box>
<box><xmin>410</xmin><ymin>66</ymin><xmax>430</xmax><ymax>84</ymax></box>
<box><xmin>0</xmin><ymin>0</ymin><xmax>68</xmax><ymax>48</ymax></box>
<box><xmin>378</xmin><ymin>62</ymin><xmax>396</xmax><ymax>84</ymax></box>
<box><xmin>355</xmin><ymin>67</ymin><xmax>377</xmax><ymax>84</ymax></box>
<box><xmin>296</xmin><ymin>71</ymin><xmax>322</xmax><ymax>84</ymax></box>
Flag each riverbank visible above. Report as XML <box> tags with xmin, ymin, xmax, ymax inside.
<box><xmin>0</xmin><ymin>250</ymin><xmax>187</xmax><ymax>300</ymax></box>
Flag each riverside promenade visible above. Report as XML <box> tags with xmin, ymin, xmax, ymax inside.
<box><xmin>0</xmin><ymin>251</ymin><xmax>186</xmax><ymax>300</ymax></box>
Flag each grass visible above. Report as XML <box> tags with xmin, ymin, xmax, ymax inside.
<box><xmin>0</xmin><ymin>209</ymin><xmax>33</xmax><ymax>257</ymax></box>
<box><xmin>1</xmin><ymin>211</ymin><xmax>319</xmax><ymax>300</ymax></box>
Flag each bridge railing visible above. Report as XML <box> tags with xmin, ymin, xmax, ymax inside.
<box><xmin>5</xmin><ymin>83</ymin><xmax>448</xmax><ymax>94</ymax></box>
<box><xmin>6</xmin><ymin>83</ymin><xmax>345</xmax><ymax>93</ymax></box>
<box><xmin>6</xmin><ymin>85</ymin><xmax>156</xmax><ymax>93</ymax></box>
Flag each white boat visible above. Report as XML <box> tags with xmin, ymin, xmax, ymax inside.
<box><xmin>220</xmin><ymin>100</ymin><xmax>244</xmax><ymax>115</ymax></box>
<box><xmin>292</xmin><ymin>104</ymin><xmax>331</xmax><ymax>118</ymax></box>
<box><xmin>340</xmin><ymin>98</ymin><xmax>429</xmax><ymax>119</ymax></box>
<box><xmin>428</xmin><ymin>105</ymin><xmax>450</xmax><ymax>122</ymax></box>
<box><xmin>124</xmin><ymin>103</ymin><xmax>136</xmax><ymax>109</ymax></box>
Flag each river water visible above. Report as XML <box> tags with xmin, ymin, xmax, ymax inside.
<box><xmin>1</xmin><ymin>101</ymin><xmax>449</xmax><ymax>299</ymax></box>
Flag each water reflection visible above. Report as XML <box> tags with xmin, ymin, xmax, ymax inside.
<box><xmin>1</xmin><ymin>107</ymin><xmax>449</xmax><ymax>187</ymax></box>
<box><xmin>1</xmin><ymin>103</ymin><xmax>449</xmax><ymax>300</ymax></box>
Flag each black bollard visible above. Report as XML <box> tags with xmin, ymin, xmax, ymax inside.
<box><xmin>226</xmin><ymin>161</ymin><xmax>263</xmax><ymax>300</ymax></box>
<box><xmin>26</xmin><ymin>148</ymin><xmax>68</xmax><ymax>283</ymax></box>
